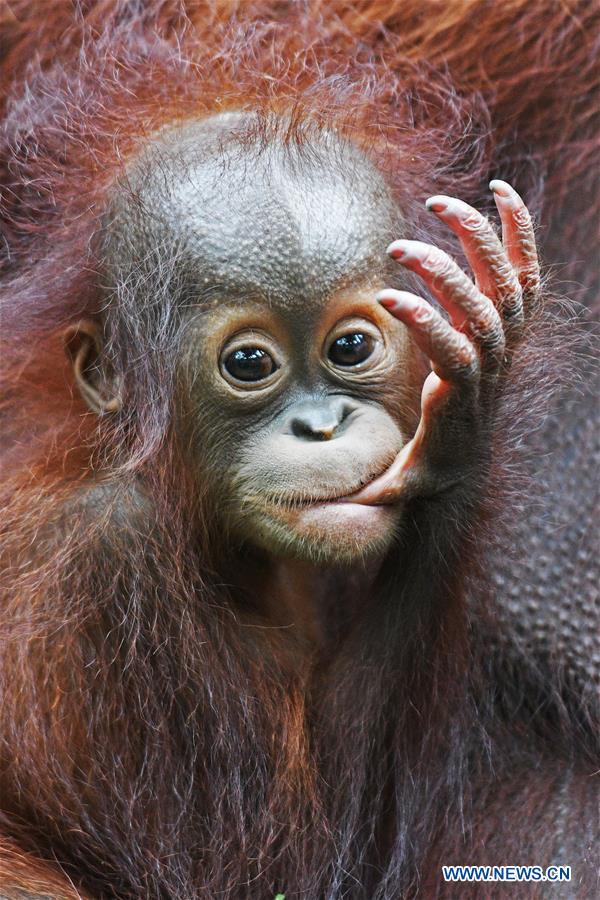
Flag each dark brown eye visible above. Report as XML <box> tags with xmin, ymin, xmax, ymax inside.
<box><xmin>328</xmin><ymin>332</ymin><xmax>374</xmax><ymax>367</ymax></box>
<box><xmin>223</xmin><ymin>347</ymin><xmax>276</xmax><ymax>382</ymax></box>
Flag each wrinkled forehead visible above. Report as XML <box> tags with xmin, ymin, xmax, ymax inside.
<box><xmin>111</xmin><ymin>115</ymin><xmax>399</xmax><ymax>310</ymax></box>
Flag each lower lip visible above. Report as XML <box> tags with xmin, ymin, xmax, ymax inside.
<box><xmin>261</xmin><ymin>498</ymin><xmax>398</xmax><ymax>547</ymax></box>
<box><xmin>293</xmin><ymin>500</ymin><xmax>393</xmax><ymax>528</ymax></box>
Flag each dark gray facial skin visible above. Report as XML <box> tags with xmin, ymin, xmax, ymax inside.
<box><xmin>88</xmin><ymin>113</ymin><xmax>422</xmax><ymax>565</ymax></box>
<box><xmin>119</xmin><ymin>112</ymin><xmax>400</xmax><ymax>308</ymax></box>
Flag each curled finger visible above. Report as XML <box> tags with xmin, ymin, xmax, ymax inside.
<box><xmin>490</xmin><ymin>179</ymin><xmax>540</xmax><ymax>310</ymax></box>
<box><xmin>425</xmin><ymin>195</ymin><xmax>523</xmax><ymax>323</ymax></box>
<box><xmin>387</xmin><ymin>240</ymin><xmax>505</xmax><ymax>369</ymax></box>
<box><xmin>377</xmin><ymin>288</ymin><xmax>479</xmax><ymax>384</ymax></box>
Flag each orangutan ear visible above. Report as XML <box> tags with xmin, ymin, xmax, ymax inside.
<box><xmin>64</xmin><ymin>320</ymin><xmax>122</xmax><ymax>415</ymax></box>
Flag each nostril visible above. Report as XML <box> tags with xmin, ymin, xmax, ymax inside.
<box><xmin>339</xmin><ymin>401</ymin><xmax>356</xmax><ymax>424</ymax></box>
<box><xmin>290</xmin><ymin>417</ymin><xmax>312</xmax><ymax>439</ymax></box>
<box><xmin>290</xmin><ymin>417</ymin><xmax>334</xmax><ymax>441</ymax></box>
<box><xmin>288</xmin><ymin>399</ymin><xmax>357</xmax><ymax>441</ymax></box>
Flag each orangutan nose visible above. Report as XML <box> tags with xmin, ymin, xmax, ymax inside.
<box><xmin>288</xmin><ymin>398</ymin><xmax>355</xmax><ymax>441</ymax></box>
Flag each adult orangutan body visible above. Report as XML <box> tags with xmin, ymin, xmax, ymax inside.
<box><xmin>0</xmin><ymin>2</ymin><xmax>598</xmax><ymax>898</ymax></box>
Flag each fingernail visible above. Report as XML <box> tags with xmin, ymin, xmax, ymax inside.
<box><xmin>376</xmin><ymin>291</ymin><xmax>396</xmax><ymax>308</ymax></box>
<box><xmin>489</xmin><ymin>179</ymin><xmax>511</xmax><ymax>198</ymax></box>
<box><xmin>377</xmin><ymin>290</ymin><xmax>414</xmax><ymax>311</ymax></box>
<box><xmin>386</xmin><ymin>241</ymin><xmax>406</xmax><ymax>259</ymax></box>
<box><xmin>425</xmin><ymin>197</ymin><xmax>447</xmax><ymax>213</ymax></box>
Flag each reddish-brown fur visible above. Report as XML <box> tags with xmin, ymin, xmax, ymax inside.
<box><xmin>0</xmin><ymin>2</ymin><xmax>598</xmax><ymax>897</ymax></box>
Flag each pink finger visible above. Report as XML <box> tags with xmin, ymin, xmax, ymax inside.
<box><xmin>489</xmin><ymin>179</ymin><xmax>540</xmax><ymax>303</ymax></box>
<box><xmin>425</xmin><ymin>194</ymin><xmax>520</xmax><ymax>309</ymax></box>
<box><xmin>386</xmin><ymin>240</ymin><xmax>505</xmax><ymax>364</ymax></box>
<box><xmin>377</xmin><ymin>288</ymin><xmax>478</xmax><ymax>382</ymax></box>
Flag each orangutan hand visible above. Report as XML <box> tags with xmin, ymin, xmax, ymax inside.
<box><xmin>350</xmin><ymin>180</ymin><xmax>540</xmax><ymax>505</ymax></box>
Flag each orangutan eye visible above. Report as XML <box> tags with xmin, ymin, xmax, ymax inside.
<box><xmin>223</xmin><ymin>347</ymin><xmax>277</xmax><ymax>382</ymax></box>
<box><xmin>328</xmin><ymin>332</ymin><xmax>374</xmax><ymax>367</ymax></box>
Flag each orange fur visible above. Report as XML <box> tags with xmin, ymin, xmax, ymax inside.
<box><xmin>0</xmin><ymin>3</ymin><xmax>597</xmax><ymax>897</ymax></box>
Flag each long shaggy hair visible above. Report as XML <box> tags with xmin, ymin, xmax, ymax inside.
<box><xmin>0</xmin><ymin>2</ymin><xmax>598</xmax><ymax>897</ymax></box>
